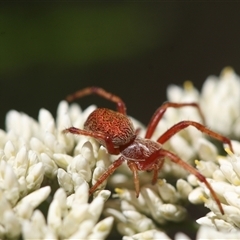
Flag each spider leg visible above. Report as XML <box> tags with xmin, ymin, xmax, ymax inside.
<box><xmin>127</xmin><ymin>161</ymin><xmax>140</xmax><ymax>197</ymax></box>
<box><xmin>145</xmin><ymin>102</ymin><xmax>205</xmax><ymax>139</ymax></box>
<box><xmin>89</xmin><ymin>157</ymin><xmax>125</xmax><ymax>195</ymax></box>
<box><xmin>63</xmin><ymin>127</ymin><xmax>120</xmax><ymax>155</ymax></box>
<box><xmin>66</xmin><ymin>86</ymin><xmax>126</xmax><ymax>114</ymax></box>
<box><xmin>151</xmin><ymin>159</ymin><xmax>164</xmax><ymax>185</ymax></box>
<box><xmin>141</xmin><ymin>149</ymin><xmax>224</xmax><ymax>215</ymax></box>
<box><xmin>127</xmin><ymin>157</ymin><xmax>164</xmax><ymax>196</ymax></box>
<box><xmin>159</xmin><ymin>149</ymin><xmax>224</xmax><ymax>215</ymax></box>
<box><xmin>157</xmin><ymin>120</ymin><xmax>233</xmax><ymax>152</ymax></box>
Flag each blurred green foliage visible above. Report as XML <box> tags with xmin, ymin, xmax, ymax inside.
<box><xmin>0</xmin><ymin>4</ymin><xmax>176</xmax><ymax>75</ymax></box>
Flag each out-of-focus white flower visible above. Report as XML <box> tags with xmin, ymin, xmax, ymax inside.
<box><xmin>121</xmin><ymin>226</ymin><xmax>240</xmax><ymax>240</ymax></box>
<box><xmin>196</xmin><ymin>225</ymin><xmax>240</xmax><ymax>239</ymax></box>
<box><xmin>122</xmin><ymin>229</ymin><xmax>171</xmax><ymax>240</ymax></box>
<box><xmin>200</xmin><ymin>67</ymin><xmax>240</xmax><ymax>138</ymax></box>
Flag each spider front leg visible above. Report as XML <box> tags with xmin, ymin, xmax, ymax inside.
<box><xmin>157</xmin><ymin>120</ymin><xmax>233</xmax><ymax>152</ymax></box>
<box><xmin>160</xmin><ymin>149</ymin><xmax>225</xmax><ymax>215</ymax></box>
<box><xmin>89</xmin><ymin>157</ymin><xmax>125</xmax><ymax>195</ymax></box>
<box><xmin>142</xmin><ymin>149</ymin><xmax>225</xmax><ymax>215</ymax></box>
<box><xmin>125</xmin><ymin>159</ymin><xmax>164</xmax><ymax>198</ymax></box>
<box><xmin>151</xmin><ymin>159</ymin><xmax>165</xmax><ymax>185</ymax></box>
<box><xmin>127</xmin><ymin>161</ymin><xmax>140</xmax><ymax>197</ymax></box>
<box><xmin>66</xmin><ymin>86</ymin><xmax>127</xmax><ymax>114</ymax></box>
<box><xmin>145</xmin><ymin>102</ymin><xmax>205</xmax><ymax>139</ymax></box>
<box><xmin>62</xmin><ymin>127</ymin><xmax>120</xmax><ymax>155</ymax></box>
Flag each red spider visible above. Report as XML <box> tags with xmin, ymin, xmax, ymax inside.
<box><xmin>63</xmin><ymin>86</ymin><xmax>233</xmax><ymax>215</ymax></box>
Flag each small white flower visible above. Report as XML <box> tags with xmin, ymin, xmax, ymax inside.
<box><xmin>3</xmin><ymin>210</ymin><xmax>21</xmax><ymax>239</ymax></box>
<box><xmin>57</xmin><ymin>168</ymin><xmax>74</xmax><ymax>194</ymax></box>
<box><xmin>15</xmin><ymin>186</ymin><xmax>51</xmax><ymax>218</ymax></box>
<box><xmin>175</xmin><ymin>232</ymin><xmax>191</xmax><ymax>240</ymax></box>
<box><xmin>87</xmin><ymin>216</ymin><xmax>114</xmax><ymax>240</ymax></box>
<box><xmin>0</xmin><ymin>160</ymin><xmax>20</xmax><ymax>205</ymax></box>
<box><xmin>176</xmin><ymin>179</ymin><xmax>193</xmax><ymax>199</ymax></box>
<box><xmin>122</xmin><ymin>229</ymin><xmax>171</xmax><ymax>240</ymax></box>
<box><xmin>22</xmin><ymin>210</ymin><xmax>57</xmax><ymax>239</ymax></box>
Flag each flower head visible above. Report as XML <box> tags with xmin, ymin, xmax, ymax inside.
<box><xmin>1</xmin><ymin>67</ymin><xmax>240</xmax><ymax>239</ymax></box>
<box><xmin>0</xmin><ymin>102</ymin><xmax>113</xmax><ymax>239</ymax></box>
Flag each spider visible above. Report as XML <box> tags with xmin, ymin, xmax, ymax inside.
<box><xmin>63</xmin><ymin>86</ymin><xmax>233</xmax><ymax>215</ymax></box>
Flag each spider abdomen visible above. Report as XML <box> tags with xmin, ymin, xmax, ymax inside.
<box><xmin>84</xmin><ymin>108</ymin><xmax>136</xmax><ymax>146</ymax></box>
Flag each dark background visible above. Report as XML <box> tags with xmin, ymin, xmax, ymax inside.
<box><xmin>1</xmin><ymin>3</ymin><xmax>240</xmax><ymax>129</ymax></box>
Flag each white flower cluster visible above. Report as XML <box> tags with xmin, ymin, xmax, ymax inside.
<box><xmin>104</xmin><ymin>179</ymin><xmax>191</xmax><ymax>236</ymax></box>
<box><xmin>200</xmin><ymin>67</ymin><xmax>240</xmax><ymax>137</ymax></box>
<box><xmin>104</xmin><ymin>67</ymin><xmax>240</xmax><ymax>238</ymax></box>
<box><xmin>1</xmin><ymin>67</ymin><xmax>240</xmax><ymax>239</ymax></box>
<box><xmin>0</xmin><ymin>102</ymin><xmax>113</xmax><ymax>239</ymax></box>
<box><xmin>122</xmin><ymin>225</ymin><xmax>240</xmax><ymax>240</ymax></box>
<box><xmin>166</xmin><ymin>67</ymin><xmax>240</xmax><ymax>234</ymax></box>
<box><xmin>192</xmin><ymin>141</ymin><xmax>240</xmax><ymax>232</ymax></box>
